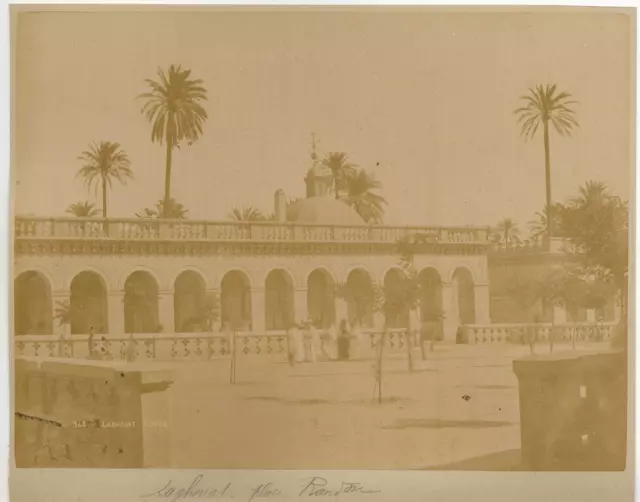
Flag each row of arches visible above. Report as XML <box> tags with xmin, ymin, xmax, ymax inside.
<box><xmin>14</xmin><ymin>267</ymin><xmax>476</xmax><ymax>335</ymax></box>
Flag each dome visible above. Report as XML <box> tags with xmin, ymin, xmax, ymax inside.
<box><xmin>287</xmin><ymin>196</ymin><xmax>365</xmax><ymax>226</ymax></box>
<box><xmin>306</xmin><ymin>164</ymin><xmax>332</xmax><ymax>179</ymax></box>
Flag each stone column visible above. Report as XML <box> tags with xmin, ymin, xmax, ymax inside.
<box><xmin>586</xmin><ymin>309</ymin><xmax>596</xmax><ymax>323</ymax></box>
<box><xmin>441</xmin><ymin>282</ymin><xmax>458</xmax><ymax>343</ymax></box>
<box><xmin>294</xmin><ymin>287</ymin><xmax>308</xmax><ymax>325</ymax></box>
<box><xmin>157</xmin><ymin>290</ymin><xmax>174</xmax><ymax>334</ymax></box>
<box><xmin>51</xmin><ymin>290</ymin><xmax>71</xmax><ymax>336</ymax></box>
<box><xmin>474</xmin><ymin>283</ymin><xmax>491</xmax><ymax>325</ymax></box>
<box><xmin>553</xmin><ymin>305</ymin><xmax>567</xmax><ymax>324</ymax></box>
<box><xmin>335</xmin><ymin>297</ymin><xmax>348</xmax><ymax>325</ymax></box>
<box><xmin>251</xmin><ymin>288</ymin><xmax>266</xmax><ymax>332</ymax></box>
<box><xmin>107</xmin><ymin>290</ymin><xmax>125</xmax><ymax>335</ymax></box>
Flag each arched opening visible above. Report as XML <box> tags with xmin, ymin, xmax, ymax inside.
<box><xmin>265</xmin><ymin>269</ymin><xmax>294</xmax><ymax>330</ymax></box>
<box><xmin>453</xmin><ymin>267</ymin><xmax>476</xmax><ymax>325</ymax></box>
<box><xmin>307</xmin><ymin>269</ymin><xmax>336</xmax><ymax>328</ymax></box>
<box><xmin>221</xmin><ymin>271</ymin><xmax>252</xmax><ymax>331</ymax></box>
<box><xmin>174</xmin><ymin>271</ymin><xmax>207</xmax><ymax>332</ymax></box>
<box><xmin>384</xmin><ymin>268</ymin><xmax>410</xmax><ymax>329</ymax></box>
<box><xmin>419</xmin><ymin>268</ymin><xmax>443</xmax><ymax>340</ymax></box>
<box><xmin>14</xmin><ymin>271</ymin><xmax>53</xmax><ymax>335</ymax></box>
<box><xmin>344</xmin><ymin>269</ymin><xmax>374</xmax><ymax>328</ymax></box>
<box><xmin>70</xmin><ymin>271</ymin><xmax>108</xmax><ymax>334</ymax></box>
<box><xmin>124</xmin><ymin>271</ymin><xmax>159</xmax><ymax>333</ymax></box>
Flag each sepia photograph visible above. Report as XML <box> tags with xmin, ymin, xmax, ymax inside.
<box><xmin>8</xmin><ymin>5</ymin><xmax>635</xmax><ymax>498</ymax></box>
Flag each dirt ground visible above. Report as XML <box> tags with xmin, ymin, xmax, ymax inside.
<box><xmin>163</xmin><ymin>342</ymin><xmax>609</xmax><ymax>470</ymax></box>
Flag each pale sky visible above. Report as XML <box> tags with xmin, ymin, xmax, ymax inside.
<box><xmin>14</xmin><ymin>8</ymin><xmax>633</xmax><ymax>230</ymax></box>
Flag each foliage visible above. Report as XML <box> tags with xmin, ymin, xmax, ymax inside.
<box><xmin>528</xmin><ymin>203</ymin><xmax>565</xmax><ymax>241</ymax></box>
<box><xmin>76</xmin><ymin>141</ymin><xmax>133</xmax><ymax>218</ymax></box>
<box><xmin>340</xmin><ymin>169</ymin><xmax>387</xmax><ymax>224</ymax></box>
<box><xmin>491</xmin><ymin>218</ymin><xmax>521</xmax><ymax>247</ymax></box>
<box><xmin>558</xmin><ymin>181</ymin><xmax>628</xmax><ymax>287</ymax></box>
<box><xmin>138</xmin><ymin>64</ymin><xmax>208</xmax><ymax>216</ymax></box>
<box><xmin>321</xmin><ymin>152</ymin><xmax>357</xmax><ymax>199</ymax></box>
<box><xmin>514</xmin><ymin>84</ymin><xmax>579</xmax><ymax>140</ymax></box>
<box><xmin>53</xmin><ymin>300</ymin><xmax>77</xmax><ymax>327</ymax></box>
<box><xmin>228</xmin><ymin>206</ymin><xmax>266</xmax><ymax>221</ymax></box>
<box><xmin>136</xmin><ymin>197</ymin><xmax>189</xmax><ymax>219</ymax></box>
<box><xmin>66</xmin><ymin>201</ymin><xmax>101</xmax><ymax>218</ymax></box>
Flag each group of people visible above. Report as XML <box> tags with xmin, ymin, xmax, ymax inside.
<box><xmin>285</xmin><ymin>319</ymin><xmax>366</xmax><ymax>365</ymax></box>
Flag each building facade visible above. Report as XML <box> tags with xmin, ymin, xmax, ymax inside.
<box><xmin>13</xmin><ymin>165</ymin><xmax>492</xmax><ymax>342</ymax></box>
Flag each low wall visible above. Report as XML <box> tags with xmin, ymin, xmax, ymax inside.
<box><xmin>14</xmin><ymin>329</ymin><xmax>417</xmax><ymax>361</ymax></box>
<box><xmin>513</xmin><ymin>350</ymin><xmax>627</xmax><ymax>470</ymax></box>
<box><xmin>460</xmin><ymin>322</ymin><xmax>616</xmax><ymax>344</ymax></box>
<box><xmin>14</xmin><ymin>357</ymin><xmax>174</xmax><ymax>468</ymax></box>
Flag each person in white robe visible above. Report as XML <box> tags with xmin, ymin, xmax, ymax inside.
<box><xmin>326</xmin><ymin>323</ymin><xmax>338</xmax><ymax>360</ymax></box>
<box><xmin>309</xmin><ymin>321</ymin><xmax>321</xmax><ymax>363</ymax></box>
<box><xmin>351</xmin><ymin>319</ymin><xmax>364</xmax><ymax>360</ymax></box>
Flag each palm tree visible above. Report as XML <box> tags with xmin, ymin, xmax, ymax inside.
<box><xmin>228</xmin><ymin>206</ymin><xmax>265</xmax><ymax>221</ymax></box>
<box><xmin>570</xmin><ymin>180</ymin><xmax>609</xmax><ymax>207</ymax></box>
<box><xmin>514</xmin><ymin>84</ymin><xmax>578</xmax><ymax>248</ymax></box>
<box><xmin>136</xmin><ymin>197</ymin><xmax>188</xmax><ymax>219</ymax></box>
<box><xmin>322</xmin><ymin>152</ymin><xmax>357</xmax><ymax>200</ymax></box>
<box><xmin>341</xmin><ymin>169</ymin><xmax>387</xmax><ymax>224</ymax></box>
<box><xmin>528</xmin><ymin>203</ymin><xmax>565</xmax><ymax>242</ymax></box>
<box><xmin>491</xmin><ymin>218</ymin><xmax>521</xmax><ymax>248</ymax></box>
<box><xmin>66</xmin><ymin>201</ymin><xmax>100</xmax><ymax>218</ymax></box>
<box><xmin>138</xmin><ymin>64</ymin><xmax>208</xmax><ymax>217</ymax></box>
<box><xmin>77</xmin><ymin>141</ymin><xmax>133</xmax><ymax>218</ymax></box>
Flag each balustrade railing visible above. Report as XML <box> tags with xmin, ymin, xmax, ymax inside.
<box><xmin>14</xmin><ymin>216</ymin><xmax>490</xmax><ymax>245</ymax></box>
<box><xmin>460</xmin><ymin>322</ymin><xmax>617</xmax><ymax>345</ymax></box>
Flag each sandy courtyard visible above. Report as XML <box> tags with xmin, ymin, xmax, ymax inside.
<box><xmin>161</xmin><ymin>342</ymin><xmax>607</xmax><ymax>470</ymax></box>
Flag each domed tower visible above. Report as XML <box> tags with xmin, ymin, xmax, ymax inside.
<box><xmin>305</xmin><ymin>134</ymin><xmax>333</xmax><ymax>198</ymax></box>
<box><xmin>286</xmin><ymin>133</ymin><xmax>366</xmax><ymax>226</ymax></box>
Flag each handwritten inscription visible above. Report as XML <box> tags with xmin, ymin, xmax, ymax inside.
<box><xmin>141</xmin><ymin>475</ymin><xmax>231</xmax><ymax>501</ymax></box>
<box><xmin>299</xmin><ymin>477</ymin><xmax>381</xmax><ymax>497</ymax></box>
<box><xmin>248</xmin><ymin>483</ymin><xmax>283</xmax><ymax>501</ymax></box>
<box><xmin>141</xmin><ymin>475</ymin><xmax>381</xmax><ymax>501</ymax></box>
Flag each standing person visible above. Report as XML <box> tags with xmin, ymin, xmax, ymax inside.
<box><xmin>326</xmin><ymin>323</ymin><xmax>338</xmax><ymax>360</ymax></box>
<box><xmin>338</xmin><ymin>319</ymin><xmax>351</xmax><ymax>361</ymax></box>
<box><xmin>88</xmin><ymin>325</ymin><xmax>95</xmax><ymax>359</ymax></box>
<box><xmin>351</xmin><ymin>319</ymin><xmax>364</xmax><ymax>360</ymax></box>
<box><xmin>285</xmin><ymin>323</ymin><xmax>296</xmax><ymax>367</ymax></box>
<box><xmin>309</xmin><ymin>320</ymin><xmax>321</xmax><ymax>363</ymax></box>
<box><xmin>292</xmin><ymin>322</ymin><xmax>305</xmax><ymax>363</ymax></box>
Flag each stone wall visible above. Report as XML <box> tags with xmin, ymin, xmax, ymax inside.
<box><xmin>14</xmin><ymin>357</ymin><xmax>174</xmax><ymax>468</ymax></box>
<box><xmin>513</xmin><ymin>350</ymin><xmax>627</xmax><ymax>470</ymax></box>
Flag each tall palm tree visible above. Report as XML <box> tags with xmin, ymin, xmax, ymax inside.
<box><xmin>341</xmin><ymin>169</ymin><xmax>387</xmax><ymax>224</ymax></box>
<box><xmin>492</xmin><ymin>218</ymin><xmax>521</xmax><ymax>247</ymax></box>
<box><xmin>138</xmin><ymin>64</ymin><xmax>208</xmax><ymax>217</ymax></box>
<box><xmin>514</xmin><ymin>84</ymin><xmax>578</xmax><ymax>247</ymax></box>
<box><xmin>77</xmin><ymin>141</ymin><xmax>133</xmax><ymax>218</ymax></box>
<box><xmin>66</xmin><ymin>201</ymin><xmax>100</xmax><ymax>218</ymax></box>
<box><xmin>228</xmin><ymin>206</ymin><xmax>265</xmax><ymax>221</ymax></box>
<box><xmin>321</xmin><ymin>152</ymin><xmax>357</xmax><ymax>200</ymax></box>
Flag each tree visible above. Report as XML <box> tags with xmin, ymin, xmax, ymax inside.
<box><xmin>77</xmin><ymin>141</ymin><xmax>133</xmax><ymax>218</ymax></box>
<box><xmin>491</xmin><ymin>218</ymin><xmax>521</xmax><ymax>247</ymax></box>
<box><xmin>66</xmin><ymin>201</ymin><xmax>100</xmax><ymax>218</ymax></box>
<box><xmin>228</xmin><ymin>206</ymin><xmax>266</xmax><ymax>221</ymax></box>
<box><xmin>138</xmin><ymin>64</ymin><xmax>208</xmax><ymax>217</ymax></box>
<box><xmin>321</xmin><ymin>152</ymin><xmax>357</xmax><ymax>199</ymax></box>
<box><xmin>559</xmin><ymin>181</ymin><xmax>628</xmax><ymax>320</ymax></box>
<box><xmin>515</xmin><ymin>84</ymin><xmax>578</xmax><ymax>248</ymax></box>
<box><xmin>528</xmin><ymin>203</ymin><xmax>564</xmax><ymax>242</ymax></box>
<box><xmin>341</xmin><ymin>169</ymin><xmax>387</xmax><ymax>224</ymax></box>
<box><xmin>136</xmin><ymin>197</ymin><xmax>189</xmax><ymax>219</ymax></box>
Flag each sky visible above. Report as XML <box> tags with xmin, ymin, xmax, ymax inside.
<box><xmin>13</xmin><ymin>8</ymin><xmax>634</xmax><ymax>229</ymax></box>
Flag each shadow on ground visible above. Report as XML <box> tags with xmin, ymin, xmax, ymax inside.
<box><xmin>382</xmin><ymin>418</ymin><xmax>515</xmax><ymax>430</ymax></box>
